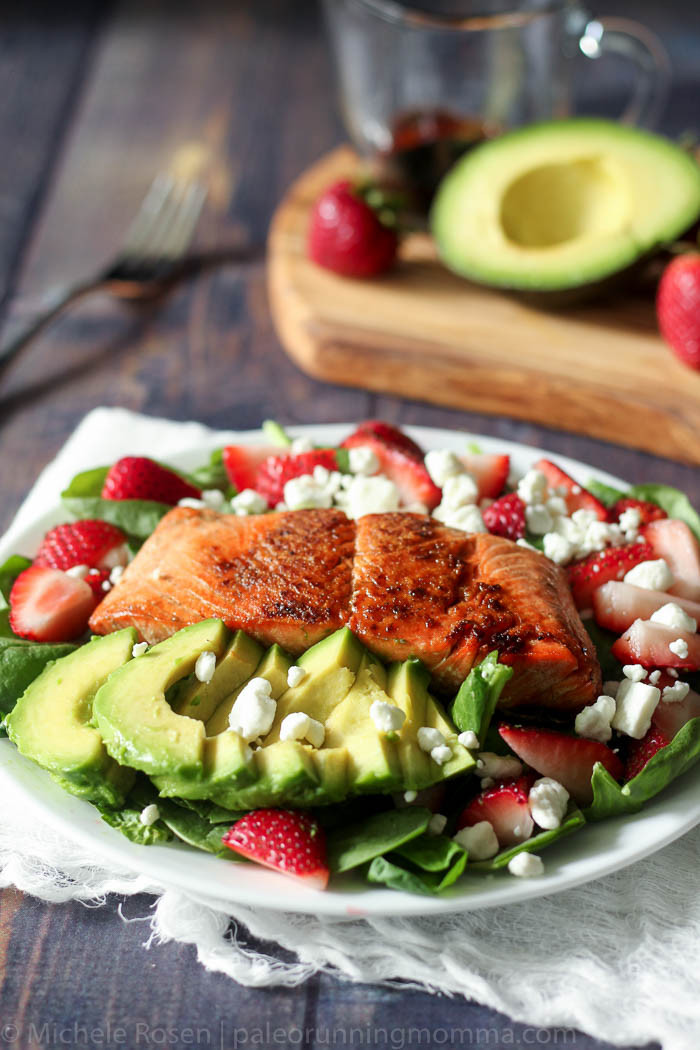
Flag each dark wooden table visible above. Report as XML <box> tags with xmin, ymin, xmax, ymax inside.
<box><xmin>0</xmin><ymin>2</ymin><xmax>698</xmax><ymax>1046</ymax></box>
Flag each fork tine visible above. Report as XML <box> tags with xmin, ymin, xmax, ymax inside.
<box><xmin>118</xmin><ymin>173</ymin><xmax>177</xmax><ymax>257</ymax></box>
<box><xmin>155</xmin><ymin>182</ymin><xmax>208</xmax><ymax>261</ymax></box>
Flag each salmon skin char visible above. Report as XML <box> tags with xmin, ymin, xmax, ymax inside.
<box><xmin>89</xmin><ymin>507</ymin><xmax>601</xmax><ymax>712</ymax></box>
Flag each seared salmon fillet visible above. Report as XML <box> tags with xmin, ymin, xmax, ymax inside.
<box><xmin>350</xmin><ymin>514</ymin><xmax>600</xmax><ymax>709</ymax></box>
<box><xmin>90</xmin><ymin>507</ymin><xmax>600</xmax><ymax>711</ymax></box>
<box><xmin>89</xmin><ymin>507</ymin><xmax>355</xmax><ymax>652</ymax></box>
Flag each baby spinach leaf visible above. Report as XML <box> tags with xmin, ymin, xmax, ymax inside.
<box><xmin>188</xmin><ymin>449</ymin><xmax>232</xmax><ymax>493</ymax></box>
<box><xmin>451</xmin><ymin>652</ymin><xmax>513</xmax><ymax>743</ymax></box>
<box><xmin>0</xmin><ymin>555</ymin><xmax>32</xmax><ymax>637</ymax></box>
<box><xmin>327</xmin><ymin>806</ymin><xmax>431</xmax><ymax>873</ymax></box>
<box><xmin>469</xmin><ymin>805</ymin><xmax>585</xmax><ymax>871</ymax></box>
<box><xmin>367</xmin><ymin>833</ymin><xmax>467</xmax><ymax>894</ymax></box>
<box><xmin>98</xmin><ymin>802</ymin><xmax>173</xmax><ymax>846</ymax></box>
<box><xmin>0</xmin><ymin>639</ymin><xmax>76</xmax><ymax>716</ymax></box>
<box><xmin>585</xmin><ymin>479</ymin><xmax>626</xmax><ymax>508</ymax></box>
<box><xmin>157</xmin><ymin>799</ymin><xmax>242</xmax><ymax>858</ymax></box>
<box><xmin>585</xmin><ymin>717</ymin><xmax>700</xmax><ymax>822</ymax></box>
<box><xmin>61</xmin><ymin>465</ymin><xmax>110</xmax><ymax>499</ymax></box>
<box><xmin>62</xmin><ymin>496</ymin><xmax>171</xmax><ymax>539</ymax></box>
<box><xmin>627</xmin><ymin>483</ymin><xmax>700</xmax><ymax>543</ymax></box>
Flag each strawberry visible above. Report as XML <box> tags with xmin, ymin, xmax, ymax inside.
<box><xmin>568</xmin><ymin>541</ymin><xmax>654</xmax><ymax>609</ymax></box>
<box><xmin>84</xmin><ymin>568</ymin><xmax>112</xmax><ymax>601</ymax></box>
<box><xmin>592</xmin><ymin>581</ymin><xmax>700</xmax><ymax>635</ymax></box>
<box><xmin>221</xmin><ymin>809</ymin><xmax>329</xmax><ymax>889</ymax></box>
<box><xmin>533</xmin><ymin>459</ymin><xmax>607</xmax><ymax>520</ymax></box>
<box><xmin>34</xmin><ymin>520</ymin><xmax>127</xmax><ymax>572</ymax></box>
<box><xmin>458</xmin><ymin>776</ymin><xmax>535</xmax><ymax>847</ymax></box>
<box><xmin>456</xmin><ymin>452</ymin><xmax>509</xmax><ymax>499</ymax></box>
<box><xmin>498</xmin><ymin>724</ymin><xmax>624</xmax><ymax>806</ymax></box>
<box><xmin>343</xmin><ymin>421</ymin><xmax>424</xmax><ymax>461</ymax></box>
<box><xmin>307</xmin><ymin>180</ymin><xmax>398</xmax><ymax>278</ymax></box>
<box><xmin>624</xmin><ymin>726</ymin><xmax>671</xmax><ymax>781</ymax></box>
<box><xmin>482</xmin><ymin>493</ymin><xmax>526</xmax><ymax>541</ymax></box>
<box><xmin>255</xmin><ymin>449</ymin><xmax>338</xmax><ymax>508</ymax></box>
<box><xmin>341</xmin><ymin>432</ymin><xmax>440</xmax><ymax>509</ymax></box>
<box><xmin>612</xmin><ymin>620</ymin><xmax>700</xmax><ymax>671</ymax></box>
<box><xmin>222</xmin><ymin>444</ymin><xmax>283</xmax><ymax>493</ymax></box>
<box><xmin>608</xmin><ymin>498</ymin><xmax>666</xmax><ymax>527</ymax></box>
<box><xmin>102</xmin><ymin>457</ymin><xmax>201</xmax><ymax>505</ymax></box>
<box><xmin>9</xmin><ymin>566</ymin><xmax>95</xmax><ymax>642</ymax></box>
<box><xmin>652</xmin><ymin>685</ymin><xmax>700</xmax><ymax>741</ymax></box>
<box><xmin>656</xmin><ymin>253</ymin><xmax>700</xmax><ymax>370</ymax></box>
<box><xmin>642</xmin><ymin>518</ymin><xmax>700</xmax><ymax>602</ymax></box>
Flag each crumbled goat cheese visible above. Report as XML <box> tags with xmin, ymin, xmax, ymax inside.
<box><xmin>453</xmin><ymin>821</ymin><xmax>499</xmax><ymax>860</ymax></box>
<box><xmin>101</xmin><ymin>580</ymin><xmax>111</xmax><ymax>592</ymax></box>
<box><xmin>228</xmin><ymin>678</ymin><xmax>277</xmax><ymax>741</ymax></box>
<box><xmin>139</xmin><ymin>804</ymin><xmax>160</xmax><ymax>827</ymax></box>
<box><xmin>662</xmin><ymin>681</ymin><xmax>690</xmax><ymax>703</ymax></box>
<box><xmin>528</xmin><ymin>778</ymin><xmax>569</xmax><ymax>830</ymax></box>
<box><xmin>109</xmin><ymin>565</ymin><xmax>124</xmax><ymax>585</ymax></box>
<box><xmin>178</xmin><ymin>497</ymin><xmax>207</xmax><ymax>509</ymax></box>
<box><xmin>650</xmin><ymin>602</ymin><xmax>697</xmax><ymax>634</ymax></box>
<box><xmin>475</xmin><ymin>752</ymin><xmax>523</xmax><ymax>780</ymax></box>
<box><xmin>624</xmin><ymin>559</ymin><xmax>674</xmax><ymax>591</ymax></box>
<box><xmin>195</xmin><ymin>651</ymin><xmax>217</xmax><ymax>684</ymax></box>
<box><xmin>425</xmin><ymin>449</ymin><xmax>463</xmax><ymax>487</ymax></box>
<box><xmin>433</xmin><ymin>502</ymin><xmax>486</xmax><ymax>533</ymax></box>
<box><xmin>440</xmin><ymin>473</ymin><xmax>479</xmax><ymax>509</ymax></box>
<box><xmin>279</xmin><ymin>712</ymin><xmax>325</xmax><ymax>748</ymax></box>
<box><xmin>618</xmin><ymin>507</ymin><xmax>642</xmax><ymax>533</ymax></box>
<box><xmin>525</xmin><ymin>504</ymin><xmax>553</xmax><ymax>536</ymax></box>
<box><xmin>430</xmin><ymin>745</ymin><xmax>453</xmax><ymax>766</ymax></box>
<box><xmin>543</xmin><ymin>532</ymin><xmax>574</xmax><ymax>565</ymax></box>
<box><xmin>202</xmin><ymin>489</ymin><xmax>226</xmax><ymax>510</ymax></box>
<box><xmin>508</xmin><ymin>852</ymin><xmax>544</xmax><ymax>877</ymax></box>
<box><xmin>284</xmin><ymin>474</ymin><xmax>333</xmax><ymax>510</ymax></box>
<box><xmin>457</xmin><ymin>730</ymin><xmax>480</xmax><ymax>750</ymax></box>
<box><xmin>575</xmin><ymin>695</ymin><xmax>616</xmax><ymax>743</ymax></box>
<box><xmin>231</xmin><ymin>488</ymin><xmax>268</xmax><ymax>516</ymax></box>
<box><xmin>370</xmin><ymin>700</ymin><xmax>406</xmax><ymax>734</ymax></box>
<box><xmin>668</xmin><ymin>668</ymin><xmax>679</xmax><ymax>678</ymax></box>
<box><xmin>670</xmin><ymin>638</ymin><xmax>689</xmax><ymax>660</ymax></box>
<box><xmin>517</xmin><ymin>469</ymin><xmax>548</xmax><ymax>506</ymax></box>
<box><xmin>348</xmin><ymin>446</ymin><xmax>380</xmax><ymax>476</ymax></box>
<box><xmin>623</xmin><ymin>664</ymin><xmax>647</xmax><ymax>683</ymax></box>
<box><xmin>648</xmin><ymin>670</ymin><xmax>662</xmax><ymax>684</ymax></box>
<box><xmin>428</xmin><ymin>813</ymin><xmax>447</xmax><ymax>835</ymax></box>
<box><xmin>131</xmin><ymin>642</ymin><xmax>149</xmax><ymax>658</ymax></box>
<box><xmin>612</xmin><ymin>679</ymin><xmax>661</xmax><ymax>739</ymax></box>
<box><xmin>403</xmin><ymin>790</ymin><xmax>417</xmax><ymax>803</ymax></box>
<box><xmin>290</xmin><ymin>436</ymin><xmax>315</xmax><ymax>454</ymax></box>
<box><xmin>287</xmin><ymin>665</ymin><xmax>307</xmax><ymax>688</ymax></box>
<box><xmin>341</xmin><ymin>475</ymin><xmax>400</xmax><ymax>518</ymax></box>
<box><xmin>417</xmin><ymin>727</ymin><xmax>445</xmax><ymax>752</ymax></box>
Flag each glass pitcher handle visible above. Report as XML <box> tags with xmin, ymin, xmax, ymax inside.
<box><xmin>575</xmin><ymin>14</ymin><xmax>671</xmax><ymax>128</ymax></box>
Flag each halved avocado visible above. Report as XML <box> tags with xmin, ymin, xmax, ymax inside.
<box><xmin>431</xmin><ymin>118</ymin><xmax>700</xmax><ymax>298</ymax></box>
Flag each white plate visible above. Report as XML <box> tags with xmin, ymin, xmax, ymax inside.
<box><xmin>1</xmin><ymin>423</ymin><xmax>699</xmax><ymax>918</ymax></box>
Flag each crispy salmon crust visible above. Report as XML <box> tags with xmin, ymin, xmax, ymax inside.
<box><xmin>90</xmin><ymin>508</ymin><xmax>600</xmax><ymax>711</ymax></box>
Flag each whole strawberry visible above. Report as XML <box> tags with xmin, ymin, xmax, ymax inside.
<box><xmin>657</xmin><ymin>253</ymin><xmax>700</xmax><ymax>370</ymax></box>
<box><xmin>308</xmin><ymin>180</ymin><xmax>398</xmax><ymax>277</ymax></box>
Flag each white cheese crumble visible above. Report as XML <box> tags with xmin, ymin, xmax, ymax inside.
<box><xmin>348</xmin><ymin>446</ymin><xmax>380</xmax><ymax>476</ymax></box>
<box><xmin>648</xmin><ymin>670</ymin><xmax>662</xmax><ymax>684</ymax></box>
<box><xmin>340</xmin><ymin>475</ymin><xmax>400</xmax><ymax>518</ymax></box>
<box><xmin>575</xmin><ymin>695</ymin><xmax>616</xmax><ymax>742</ymax></box>
<box><xmin>618</xmin><ymin>506</ymin><xmax>642</xmax><ymax>533</ymax></box>
<box><xmin>231</xmin><ymin>488</ymin><xmax>268</xmax><ymax>516</ymax></box>
<box><xmin>528</xmin><ymin>778</ymin><xmax>569</xmax><ymax>830</ymax></box>
<box><xmin>279</xmin><ymin>711</ymin><xmax>325</xmax><ymax>748</ymax></box>
<box><xmin>202</xmin><ymin>488</ymin><xmax>226</xmax><ymax>510</ymax></box>
<box><xmin>369</xmin><ymin>700</ymin><xmax>406</xmax><ymax>734</ymax></box>
<box><xmin>425</xmin><ymin>449</ymin><xmax>463</xmax><ymax>487</ymax></box>
<box><xmin>622</xmin><ymin>664</ymin><xmax>647</xmax><ymax>683</ymax></box>
<box><xmin>290</xmin><ymin>436</ymin><xmax>314</xmax><ymax>454</ymax></box>
<box><xmin>475</xmin><ymin>752</ymin><xmax>523</xmax><ymax>780</ymax></box>
<box><xmin>139</xmin><ymin>804</ymin><xmax>160</xmax><ymax>827</ymax></box>
<box><xmin>508</xmin><ymin>852</ymin><xmax>544</xmax><ymax>878</ymax></box>
<box><xmin>286</xmin><ymin>665</ymin><xmax>307</xmax><ymax>688</ymax></box>
<box><xmin>101</xmin><ymin>580</ymin><xmax>111</xmax><ymax>592</ymax></box>
<box><xmin>109</xmin><ymin>565</ymin><xmax>124</xmax><ymax>586</ymax></box>
<box><xmin>131</xmin><ymin>641</ymin><xmax>149</xmax><ymax>658</ymax></box>
<box><xmin>283</xmin><ymin>474</ymin><xmax>333</xmax><ymax>510</ymax></box>
<box><xmin>433</xmin><ymin>503</ymin><xmax>486</xmax><ymax>534</ymax></box>
<box><xmin>525</xmin><ymin>504</ymin><xmax>553</xmax><ymax>536</ymax></box>
<box><xmin>178</xmin><ymin>497</ymin><xmax>207</xmax><ymax>509</ymax></box>
<box><xmin>662</xmin><ymin>681</ymin><xmax>690</xmax><ymax>703</ymax></box>
<box><xmin>453</xmin><ymin>821</ymin><xmax>499</xmax><ymax>860</ymax></box>
<box><xmin>611</xmin><ymin>679</ymin><xmax>661</xmax><ymax>739</ymax></box>
<box><xmin>417</xmin><ymin>727</ymin><xmax>445</xmax><ymax>752</ymax></box>
<box><xmin>650</xmin><ymin>602</ymin><xmax>697</xmax><ymax>634</ymax></box>
<box><xmin>428</xmin><ymin>813</ymin><xmax>447</xmax><ymax>836</ymax></box>
<box><xmin>228</xmin><ymin>678</ymin><xmax>277</xmax><ymax>741</ymax></box>
<box><xmin>624</xmin><ymin>559</ymin><xmax>674</xmax><ymax>591</ymax></box>
<box><xmin>457</xmin><ymin>730</ymin><xmax>480</xmax><ymax>750</ymax></box>
<box><xmin>517</xmin><ymin>469</ymin><xmax>548</xmax><ymax>506</ymax></box>
<box><xmin>430</xmin><ymin>744</ymin><xmax>453</xmax><ymax>765</ymax></box>
<box><xmin>66</xmin><ymin>564</ymin><xmax>90</xmax><ymax>579</ymax></box>
<box><xmin>195</xmin><ymin>651</ymin><xmax>217</xmax><ymax>684</ymax></box>
<box><xmin>670</xmin><ymin>638</ymin><xmax>690</xmax><ymax>659</ymax></box>
<box><xmin>543</xmin><ymin>532</ymin><xmax>574</xmax><ymax>565</ymax></box>
<box><xmin>440</xmin><ymin>473</ymin><xmax>479</xmax><ymax>509</ymax></box>
<box><xmin>403</xmin><ymin>790</ymin><xmax>417</xmax><ymax>803</ymax></box>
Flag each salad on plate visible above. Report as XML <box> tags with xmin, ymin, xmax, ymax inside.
<box><xmin>2</xmin><ymin>420</ymin><xmax>699</xmax><ymax>896</ymax></box>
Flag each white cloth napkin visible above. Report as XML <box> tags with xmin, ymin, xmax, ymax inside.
<box><xmin>2</xmin><ymin>408</ymin><xmax>700</xmax><ymax>1050</ymax></box>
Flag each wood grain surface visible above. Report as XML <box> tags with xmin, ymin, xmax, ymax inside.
<box><xmin>0</xmin><ymin>0</ymin><xmax>698</xmax><ymax>1046</ymax></box>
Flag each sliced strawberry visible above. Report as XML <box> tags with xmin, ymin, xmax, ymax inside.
<box><xmin>533</xmin><ymin>459</ymin><xmax>607</xmax><ymax>521</ymax></box>
<box><xmin>482</xmin><ymin>493</ymin><xmax>526</xmax><ymax>541</ymax></box>
<box><xmin>102</xmin><ymin>457</ymin><xmax>201</xmax><ymax>505</ymax></box>
<box><xmin>222</xmin><ymin>444</ymin><xmax>283</xmax><ymax>493</ymax></box>
<box><xmin>568</xmin><ymin>542</ymin><xmax>654</xmax><ymax>609</ymax></box>
<box><xmin>498</xmin><ymin>724</ymin><xmax>624</xmax><ymax>806</ymax></box>
<box><xmin>342</xmin><ymin>433</ymin><xmax>440</xmax><ymax>509</ymax></box>
<box><xmin>612</xmin><ymin>620</ymin><xmax>700</xmax><ymax>671</ymax></box>
<box><xmin>343</xmin><ymin>421</ymin><xmax>425</xmax><ymax>461</ymax></box>
<box><xmin>624</xmin><ymin>726</ymin><xmax>671</xmax><ymax>781</ymax></box>
<box><xmin>9</xmin><ymin>566</ymin><xmax>95</xmax><ymax>642</ymax></box>
<box><xmin>652</xmin><ymin>686</ymin><xmax>700</xmax><ymax>740</ymax></box>
<box><xmin>255</xmin><ymin>449</ymin><xmax>339</xmax><ymax>508</ymax></box>
<box><xmin>221</xmin><ymin>809</ymin><xmax>329</xmax><ymax>889</ymax></box>
<box><xmin>456</xmin><ymin>452</ymin><xmax>509</xmax><ymax>499</ymax></box>
<box><xmin>34</xmin><ymin>520</ymin><xmax>127</xmax><ymax>572</ymax></box>
<box><xmin>608</xmin><ymin>498</ymin><xmax>667</xmax><ymax>527</ymax></box>
<box><xmin>642</xmin><ymin>518</ymin><xmax>700</xmax><ymax>602</ymax></box>
<box><xmin>457</xmin><ymin>775</ymin><xmax>535</xmax><ymax>847</ymax></box>
<box><xmin>593</xmin><ymin>581</ymin><xmax>700</xmax><ymax>634</ymax></box>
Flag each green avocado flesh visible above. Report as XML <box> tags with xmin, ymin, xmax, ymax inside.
<box><xmin>21</xmin><ymin>620</ymin><xmax>474</xmax><ymax>811</ymax></box>
<box><xmin>431</xmin><ymin>118</ymin><xmax>700</xmax><ymax>293</ymax></box>
<box><xmin>7</xmin><ymin>629</ymin><xmax>138</xmax><ymax>806</ymax></box>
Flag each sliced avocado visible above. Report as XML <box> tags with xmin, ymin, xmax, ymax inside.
<box><xmin>206</xmin><ymin>643</ymin><xmax>293</xmax><ymax>736</ymax></box>
<box><xmin>213</xmin><ymin>739</ymin><xmax>320</xmax><ymax>810</ymax></box>
<box><xmin>432</xmin><ymin>119</ymin><xmax>700</xmax><ymax>298</ymax></box>
<box><xmin>386</xmin><ymin>659</ymin><xmax>433</xmax><ymax>790</ymax></box>
<box><xmin>93</xmin><ymin>619</ymin><xmax>229</xmax><ymax>780</ymax></box>
<box><xmin>174</xmin><ymin>631</ymin><xmax>263</xmax><ymax>722</ymax></box>
<box><xmin>7</xmin><ymin>629</ymin><xmax>138</xmax><ymax>806</ymax></box>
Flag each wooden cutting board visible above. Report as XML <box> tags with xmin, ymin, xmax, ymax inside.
<box><xmin>267</xmin><ymin>146</ymin><xmax>700</xmax><ymax>464</ymax></box>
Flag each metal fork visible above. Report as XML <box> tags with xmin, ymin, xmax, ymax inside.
<box><xmin>0</xmin><ymin>172</ymin><xmax>207</xmax><ymax>369</ymax></box>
